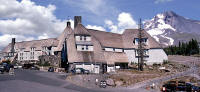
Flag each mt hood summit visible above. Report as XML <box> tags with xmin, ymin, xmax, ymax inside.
<box><xmin>144</xmin><ymin>11</ymin><xmax>200</xmax><ymax>46</ymax></box>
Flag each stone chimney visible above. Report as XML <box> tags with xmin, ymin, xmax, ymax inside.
<box><xmin>74</xmin><ymin>16</ymin><xmax>82</xmax><ymax>28</ymax></box>
<box><xmin>11</xmin><ymin>38</ymin><xmax>15</xmax><ymax>53</ymax></box>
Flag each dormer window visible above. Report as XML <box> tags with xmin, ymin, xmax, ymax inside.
<box><xmin>76</xmin><ymin>44</ymin><xmax>93</xmax><ymax>51</ymax></box>
<box><xmin>31</xmin><ymin>47</ymin><xmax>36</xmax><ymax>51</ymax></box>
<box><xmin>84</xmin><ymin>36</ymin><xmax>86</xmax><ymax>41</ymax></box>
<box><xmin>80</xmin><ymin>36</ymin><xmax>82</xmax><ymax>41</ymax></box>
<box><xmin>135</xmin><ymin>49</ymin><xmax>149</xmax><ymax>57</ymax></box>
<box><xmin>134</xmin><ymin>38</ymin><xmax>148</xmax><ymax>45</ymax></box>
<box><xmin>75</xmin><ymin>35</ymin><xmax>91</xmax><ymax>41</ymax></box>
<box><xmin>104</xmin><ymin>47</ymin><xmax>124</xmax><ymax>53</ymax></box>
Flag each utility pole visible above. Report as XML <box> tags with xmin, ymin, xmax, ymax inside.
<box><xmin>138</xmin><ymin>19</ymin><xmax>145</xmax><ymax>71</ymax></box>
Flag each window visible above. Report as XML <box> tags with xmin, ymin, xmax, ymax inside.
<box><xmin>105</xmin><ymin>48</ymin><xmax>114</xmax><ymax>52</ymax></box>
<box><xmin>134</xmin><ymin>38</ymin><xmax>148</xmax><ymax>45</ymax></box>
<box><xmin>81</xmin><ymin>46</ymin><xmax>84</xmax><ymax>50</ymax></box>
<box><xmin>115</xmin><ymin>48</ymin><xmax>123</xmax><ymax>52</ymax></box>
<box><xmin>86</xmin><ymin>45</ymin><xmax>88</xmax><ymax>50</ymax></box>
<box><xmin>84</xmin><ymin>36</ymin><xmax>86</xmax><ymax>41</ymax></box>
<box><xmin>135</xmin><ymin>49</ymin><xmax>149</xmax><ymax>57</ymax></box>
<box><xmin>75</xmin><ymin>35</ymin><xmax>91</xmax><ymax>41</ymax></box>
<box><xmin>76</xmin><ymin>44</ymin><xmax>93</xmax><ymax>51</ymax></box>
<box><xmin>104</xmin><ymin>47</ymin><xmax>124</xmax><ymax>52</ymax></box>
<box><xmin>80</xmin><ymin>36</ymin><xmax>82</xmax><ymax>41</ymax></box>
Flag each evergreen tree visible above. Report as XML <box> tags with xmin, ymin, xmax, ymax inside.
<box><xmin>164</xmin><ymin>39</ymin><xmax>199</xmax><ymax>56</ymax></box>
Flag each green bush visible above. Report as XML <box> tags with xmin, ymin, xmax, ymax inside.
<box><xmin>38</xmin><ymin>61</ymin><xmax>51</xmax><ymax>66</ymax></box>
<box><xmin>153</xmin><ymin>63</ymin><xmax>161</xmax><ymax>67</ymax></box>
<box><xmin>163</xmin><ymin>60</ymin><xmax>170</xmax><ymax>65</ymax></box>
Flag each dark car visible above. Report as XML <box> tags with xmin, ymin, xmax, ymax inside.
<box><xmin>2</xmin><ymin>63</ymin><xmax>13</xmax><ymax>72</ymax></box>
<box><xmin>191</xmin><ymin>85</ymin><xmax>200</xmax><ymax>91</ymax></box>
<box><xmin>99</xmin><ymin>80</ymin><xmax>107</xmax><ymax>88</ymax></box>
<box><xmin>186</xmin><ymin>83</ymin><xmax>193</xmax><ymax>92</ymax></box>
<box><xmin>48</xmin><ymin>67</ymin><xmax>54</xmax><ymax>72</ymax></box>
<box><xmin>23</xmin><ymin>64</ymin><xmax>33</xmax><ymax>69</ymax></box>
<box><xmin>162</xmin><ymin>81</ymin><xmax>176</xmax><ymax>92</ymax></box>
<box><xmin>0</xmin><ymin>65</ymin><xmax>5</xmax><ymax>74</ymax></box>
<box><xmin>176</xmin><ymin>81</ymin><xmax>187</xmax><ymax>91</ymax></box>
<box><xmin>30</xmin><ymin>66</ymin><xmax>40</xmax><ymax>70</ymax></box>
<box><xmin>162</xmin><ymin>81</ymin><xmax>177</xmax><ymax>92</ymax></box>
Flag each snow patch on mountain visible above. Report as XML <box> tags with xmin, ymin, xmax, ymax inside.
<box><xmin>152</xmin><ymin>36</ymin><xmax>159</xmax><ymax>42</ymax></box>
<box><xmin>147</xmin><ymin>28</ymin><xmax>164</xmax><ymax>36</ymax></box>
<box><xmin>144</xmin><ymin>13</ymin><xmax>176</xmax><ymax>46</ymax></box>
<box><xmin>160</xmin><ymin>35</ymin><xmax>174</xmax><ymax>45</ymax></box>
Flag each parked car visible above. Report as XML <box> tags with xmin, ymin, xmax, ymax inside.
<box><xmin>161</xmin><ymin>81</ymin><xmax>177</xmax><ymax>92</ymax></box>
<box><xmin>191</xmin><ymin>85</ymin><xmax>200</xmax><ymax>91</ymax></box>
<box><xmin>2</xmin><ymin>63</ymin><xmax>13</xmax><ymax>72</ymax></box>
<box><xmin>0</xmin><ymin>65</ymin><xmax>5</xmax><ymax>74</ymax></box>
<box><xmin>84</xmin><ymin>69</ymin><xmax>90</xmax><ymax>74</ymax></box>
<box><xmin>23</xmin><ymin>64</ymin><xmax>33</xmax><ymax>69</ymax></box>
<box><xmin>176</xmin><ymin>81</ymin><xmax>187</xmax><ymax>91</ymax></box>
<box><xmin>48</xmin><ymin>67</ymin><xmax>54</xmax><ymax>72</ymax></box>
<box><xmin>71</xmin><ymin>68</ymin><xmax>90</xmax><ymax>74</ymax></box>
<box><xmin>14</xmin><ymin>66</ymin><xmax>18</xmax><ymax>69</ymax></box>
<box><xmin>99</xmin><ymin>80</ymin><xmax>107</xmax><ymax>88</ymax></box>
<box><xmin>162</xmin><ymin>81</ymin><xmax>200</xmax><ymax>92</ymax></box>
<box><xmin>30</xmin><ymin>66</ymin><xmax>40</xmax><ymax>70</ymax></box>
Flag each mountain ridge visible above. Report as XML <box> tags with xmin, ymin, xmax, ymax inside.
<box><xmin>144</xmin><ymin>11</ymin><xmax>200</xmax><ymax>47</ymax></box>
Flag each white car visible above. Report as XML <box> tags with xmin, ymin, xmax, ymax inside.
<box><xmin>14</xmin><ymin>66</ymin><xmax>18</xmax><ymax>69</ymax></box>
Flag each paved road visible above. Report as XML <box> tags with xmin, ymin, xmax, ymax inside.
<box><xmin>0</xmin><ymin>69</ymin><xmax>148</xmax><ymax>92</ymax></box>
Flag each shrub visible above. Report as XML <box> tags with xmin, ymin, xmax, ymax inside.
<box><xmin>2</xmin><ymin>59</ymin><xmax>11</xmax><ymax>64</ymax></box>
<box><xmin>163</xmin><ymin>60</ymin><xmax>170</xmax><ymax>65</ymax></box>
<box><xmin>153</xmin><ymin>63</ymin><xmax>161</xmax><ymax>67</ymax></box>
<box><xmin>37</xmin><ymin>61</ymin><xmax>51</xmax><ymax>66</ymax></box>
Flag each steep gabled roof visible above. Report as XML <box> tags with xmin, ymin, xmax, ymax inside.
<box><xmin>88</xmin><ymin>29</ymin><xmax>124</xmax><ymax>48</ymax></box>
<box><xmin>74</xmin><ymin>24</ymin><xmax>91</xmax><ymax>35</ymax></box>
<box><xmin>122</xmin><ymin>29</ymin><xmax>161</xmax><ymax>49</ymax></box>
<box><xmin>2</xmin><ymin>38</ymin><xmax>58</xmax><ymax>52</ymax></box>
<box><xmin>56</xmin><ymin>26</ymin><xmax>73</xmax><ymax>51</ymax></box>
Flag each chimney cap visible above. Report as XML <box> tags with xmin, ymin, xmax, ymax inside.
<box><xmin>67</xmin><ymin>21</ymin><xmax>71</xmax><ymax>27</ymax></box>
<box><xmin>74</xmin><ymin>16</ymin><xmax>82</xmax><ymax>28</ymax></box>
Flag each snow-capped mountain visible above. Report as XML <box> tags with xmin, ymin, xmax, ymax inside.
<box><xmin>144</xmin><ymin>11</ymin><xmax>200</xmax><ymax>46</ymax></box>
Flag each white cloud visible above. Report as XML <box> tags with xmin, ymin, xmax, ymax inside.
<box><xmin>154</xmin><ymin>0</ymin><xmax>173</xmax><ymax>4</ymax></box>
<box><xmin>64</xmin><ymin>0</ymin><xmax>119</xmax><ymax>16</ymax></box>
<box><xmin>0</xmin><ymin>0</ymin><xmax>68</xmax><ymax>50</ymax></box>
<box><xmin>0</xmin><ymin>34</ymin><xmax>34</xmax><ymax>50</ymax></box>
<box><xmin>86</xmin><ymin>25</ymin><xmax>106</xmax><ymax>31</ymax></box>
<box><xmin>38</xmin><ymin>33</ymin><xmax>49</xmax><ymax>39</ymax></box>
<box><xmin>105</xmin><ymin>12</ymin><xmax>137</xmax><ymax>34</ymax></box>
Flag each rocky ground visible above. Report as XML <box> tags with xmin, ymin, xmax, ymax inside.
<box><xmin>66</xmin><ymin>55</ymin><xmax>200</xmax><ymax>92</ymax></box>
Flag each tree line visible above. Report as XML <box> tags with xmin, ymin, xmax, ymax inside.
<box><xmin>164</xmin><ymin>39</ymin><xmax>199</xmax><ymax>56</ymax></box>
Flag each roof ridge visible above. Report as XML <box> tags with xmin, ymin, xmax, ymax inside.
<box><xmin>15</xmin><ymin>38</ymin><xmax>57</xmax><ymax>43</ymax></box>
<box><xmin>87</xmin><ymin>29</ymin><xmax>122</xmax><ymax>35</ymax></box>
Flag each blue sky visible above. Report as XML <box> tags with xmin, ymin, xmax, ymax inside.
<box><xmin>0</xmin><ymin>0</ymin><xmax>200</xmax><ymax>50</ymax></box>
<box><xmin>30</xmin><ymin>0</ymin><xmax>200</xmax><ymax>25</ymax></box>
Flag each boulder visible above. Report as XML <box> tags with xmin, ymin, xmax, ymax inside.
<box><xmin>106</xmin><ymin>78</ymin><xmax>115</xmax><ymax>86</ymax></box>
<box><xmin>115</xmin><ymin>81</ymin><xmax>123</xmax><ymax>86</ymax></box>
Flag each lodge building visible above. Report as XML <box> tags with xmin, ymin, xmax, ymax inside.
<box><xmin>0</xmin><ymin>16</ymin><xmax>168</xmax><ymax>73</ymax></box>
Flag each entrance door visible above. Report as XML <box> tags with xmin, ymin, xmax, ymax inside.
<box><xmin>94</xmin><ymin>65</ymin><xmax>100</xmax><ymax>73</ymax></box>
<box><xmin>102</xmin><ymin>64</ymin><xmax>107</xmax><ymax>73</ymax></box>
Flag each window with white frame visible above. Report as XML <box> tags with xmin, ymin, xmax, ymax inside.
<box><xmin>105</xmin><ymin>48</ymin><xmax>114</xmax><ymax>52</ymax></box>
<box><xmin>75</xmin><ymin>35</ymin><xmax>91</xmax><ymax>41</ymax></box>
<box><xmin>76</xmin><ymin>45</ymin><xmax>93</xmax><ymax>51</ymax></box>
<box><xmin>135</xmin><ymin>49</ymin><xmax>149</xmax><ymax>57</ymax></box>
<box><xmin>30</xmin><ymin>47</ymin><xmax>36</xmax><ymax>59</ymax></box>
<box><xmin>104</xmin><ymin>47</ymin><xmax>124</xmax><ymax>52</ymax></box>
<box><xmin>114</xmin><ymin>48</ymin><xmax>123</xmax><ymax>52</ymax></box>
<box><xmin>133</xmin><ymin>38</ymin><xmax>148</xmax><ymax>45</ymax></box>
